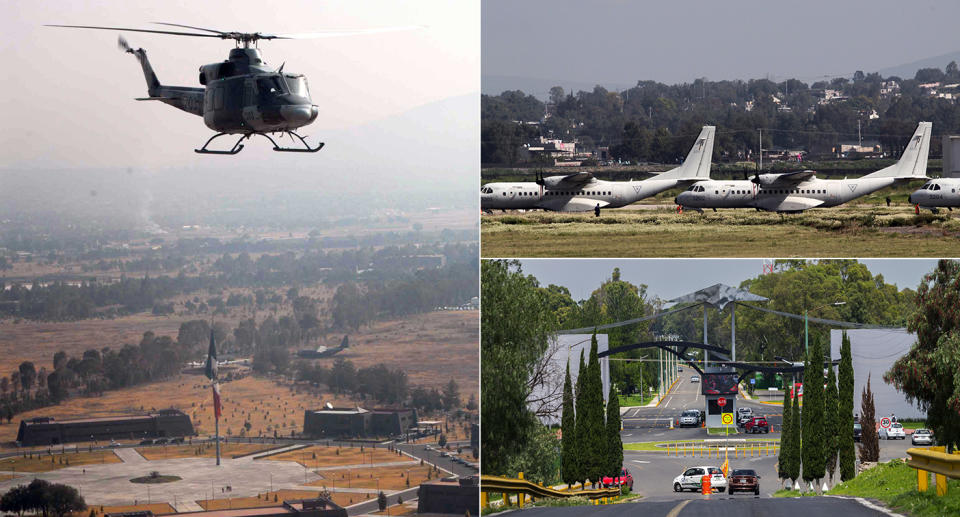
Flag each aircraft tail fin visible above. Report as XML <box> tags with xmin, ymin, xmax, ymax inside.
<box><xmin>656</xmin><ymin>126</ymin><xmax>716</xmax><ymax>180</ymax></box>
<box><xmin>119</xmin><ymin>36</ymin><xmax>161</xmax><ymax>97</ymax></box>
<box><xmin>865</xmin><ymin>122</ymin><xmax>932</xmax><ymax>179</ymax></box>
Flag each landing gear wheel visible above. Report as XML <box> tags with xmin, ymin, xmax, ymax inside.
<box><xmin>717</xmin><ymin>487</ymin><xmax>725</xmax><ymax>493</ymax></box>
<box><xmin>674</xmin><ymin>482</ymin><xmax>682</xmax><ymax>492</ymax></box>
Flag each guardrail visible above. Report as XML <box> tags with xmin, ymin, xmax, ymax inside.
<box><xmin>906</xmin><ymin>446</ymin><xmax>960</xmax><ymax>496</ymax></box>
<box><xmin>480</xmin><ymin>473</ymin><xmax>621</xmax><ymax>508</ymax></box>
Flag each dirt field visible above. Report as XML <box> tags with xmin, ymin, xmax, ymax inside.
<box><xmin>135</xmin><ymin>443</ymin><xmax>277</xmax><ymax>461</ymax></box>
<box><xmin>259</xmin><ymin>445</ymin><xmax>403</xmax><ymax>468</ymax></box>
<box><xmin>308</xmin><ymin>463</ymin><xmax>433</xmax><ymax>491</ymax></box>
<box><xmin>481</xmin><ymin>204</ymin><xmax>960</xmax><ymax>257</ymax></box>
<box><xmin>0</xmin><ymin>450</ymin><xmax>120</xmax><ymax>472</ymax></box>
<box><xmin>198</xmin><ymin>489</ymin><xmax>361</xmax><ymax>510</ymax></box>
<box><xmin>0</xmin><ymin>375</ymin><xmax>356</xmax><ymax>447</ymax></box>
<box><xmin>325</xmin><ymin>310</ymin><xmax>479</xmax><ymax>403</ymax></box>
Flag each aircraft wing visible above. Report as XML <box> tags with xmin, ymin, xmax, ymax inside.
<box><xmin>540</xmin><ymin>196</ymin><xmax>611</xmax><ymax>212</ymax></box>
<box><xmin>759</xmin><ymin>169</ymin><xmax>817</xmax><ymax>185</ymax></box>
<box><xmin>752</xmin><ymin>195</ymin><xmax>824</xmax><ymax>213</ymax></box>
<box><xmin>541</xmin><ymin>171</ymin><xmax>595</xmax><ymax>189</ymax></box>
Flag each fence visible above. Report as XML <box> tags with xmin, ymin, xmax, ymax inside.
<box><xmin>906</xmin><ymin>446</ymin><xmax>960</xmax><ymax>496</ymax></box>
<box><xmin>664</xmin><ymin>439</ymin><xmax>780</xmax><ymax>459</ymax></box>
<box><xmin>480</xmin><ymin>472</ymin><xmax>622</xmax><ymax>509</ymax></box>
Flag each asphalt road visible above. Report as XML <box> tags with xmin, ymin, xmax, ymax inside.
<box><xmin>503</xmin><ymin>497</ymin><xmax>891</xmax><ymax>516</ymax></box>
<box><xmin>620</xmin><ymin>371</ymin><xmax>918</xmax><ymax>501</ymax></box>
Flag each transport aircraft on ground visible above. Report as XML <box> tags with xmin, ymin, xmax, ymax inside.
<box><xmin>480</xmin><ymin>126</ymin><xmax>715</xmax><ymax>213</ymax></box>
<box><xmin>675</xmin><ymin>122</ymin><xmax>931</xmax><ymax>214</ymax></box>
<box><xmin>908</xmin><ymin>176</ymin><xmax>960</xmax><ymax>212</ymax></box>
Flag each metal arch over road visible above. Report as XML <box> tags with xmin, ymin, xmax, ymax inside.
<box><xmin>598</xmin><ymin>341</ymin><xmax>732</xmax><ymax>377</ymax></box>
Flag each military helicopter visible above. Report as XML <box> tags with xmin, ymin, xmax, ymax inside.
<box><xmin>47</xmin><ymin>23</ymin><xmax>419</xmax><ymax>154</ymax></box>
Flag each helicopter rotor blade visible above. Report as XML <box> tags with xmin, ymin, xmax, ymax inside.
<box><xmin>46</xmin><ymin>24</ymin><xmax>223</xmax><ymax>39</ymax></box>
<box><xmin>267</xmin><ymin>26</ymin><xmax>425</xmax><ymax>40</ymax></box>
<box><xmin>117</xmin><ymin>34</ymin><xmax>132</xmax><ymax>52</ymax></box>
<box><xmin>151</xmin><ymin>22</ymin><xmax>228</xmax><ymax>35</ymax></box>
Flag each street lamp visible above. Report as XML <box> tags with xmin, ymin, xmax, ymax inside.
<box><xmin>805</xmin><ymin>302</ymin><xmax>845</xmax><ymax>355</ymax></box>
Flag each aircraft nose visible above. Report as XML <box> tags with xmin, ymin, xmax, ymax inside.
<box><xmin>282</xmin><ymin>104</ymin><xmax>318</xmax><ymax>126</ymax></box>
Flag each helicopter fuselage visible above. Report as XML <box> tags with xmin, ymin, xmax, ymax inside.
<box><xmin>201</xmin><ymin>73</ymin><xmax>318</xmax><ymax>134</ymax></box>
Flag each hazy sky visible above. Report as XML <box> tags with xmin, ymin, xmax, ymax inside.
<box><xmin>483</xmin><ymin>0</ymin><xmax>960</xmax><ymax>92</ymax></box>
<box><xmin>0</xmin><ymin>0</ymin><xmax>478</xmax><ymax>169</ymax></box>
<box><xmin>515</xmin><ymin>259</ymin><xmax>938</xmax><ymax>302</ymax></box>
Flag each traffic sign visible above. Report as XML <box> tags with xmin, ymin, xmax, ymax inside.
<box><xmin>721</xmin><ymin>413</ymin><xmax>734</xmax><ymax>425</ymax></box>
<box><xmin>718</xmin><ymin>397</ymin><xmax>726</xmax><ymax>407</ymax></box>
<box><xmin>750</xmin><ymin>378</ymin><xmax>756</xmax><ymax>385</ymax></box>
<box><xmin>880</xmin><ymin>417</ymin><xmax>892</xmax><ymax>429</ymax></box>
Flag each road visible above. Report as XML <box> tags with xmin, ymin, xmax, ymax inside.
<box><xmin>504</xmin><ymin>497</ymin><xmax>892</xmax><ymax>516</ymax></box>
<box><xmin>619</xmin><ymin>371</ymin><xmax>918</xmax><ymax>501</ymax></box>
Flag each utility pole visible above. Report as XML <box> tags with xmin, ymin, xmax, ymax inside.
<box><xmin>759</xmin><ymin>128</ymin><xmax>763</xmax><ymax>171</ymax></box>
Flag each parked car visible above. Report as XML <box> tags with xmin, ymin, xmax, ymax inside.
<box><xmin>853</xmin><ymin>423</ymin><xmax>862</xmax><ymax>442</ymax></box>
<box><xmin>602</xmin><ymin>468</ymin><xmax>634</xmax><ymax>491</ymax></box>
<box><xmin>155</xmin><ymin>437</ymin><xmax>169</xmax><ymax>445</ymax></box>
<box><xmin>728</xmin><ymin>468</ymin><xmax>760</xmax><ymax>495</ymax></box>
<box><xmin>691</xmin><ymin>375</ymin><xmax>701</xmax><ymax>383</ymax></box>
<box><xmin>679</xmin><ymin>409</ymin><xmax>701</xmax><ymax>427</ymax></box>
<box><xmin>744</xmin><ymin>416</ymin><xmax>770</xmax><ymax>434</ymax></box>
<box><xmin>109</xmin><ymin>440</ymin><xmax>120</xmax><ymax>448</ymax></box>
<box><xmin>672</xmin><ymin>466</ymin><xmax>727</xmax><ymax>493</ymax></box>
<box><xmin>736</xmin><ymin>407</ymin><xmax>754</xmax><ymax>425</ymax></box>
<box><xmin>880</xmin><ymin>422</ymin><xmax>907</xmax><ymax>440</ymax></box>
<box><xmin>912</xmin><ymin>429</ymin><xmax>934</xmax><ymax>446</ymax></box>
<box><xmin>170</xmin><ymin>437</ymin><xmax>184</xmax><ymax>444</ymax></box>
<box><xmin>678</xmin><ymin>366</ymin><xmax>683</xmax><ymax>372</ymax></box>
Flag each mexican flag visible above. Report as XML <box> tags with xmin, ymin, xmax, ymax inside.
<box><xmin>204</xmin><ymin>330</ymin><xmax>222</xmax><ymax>419</ymax></box>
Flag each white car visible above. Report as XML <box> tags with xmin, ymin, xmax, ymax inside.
<box><xmin>912</xmin><ymin>429</ymin><xmax>934</xmax><ymax>445</ymax></box>
<box><xmin>678</xmin><ymin>409</ymin><xmax>700</xmax><ymax>427</ymax></box>
<box><xmin>691</xmin><ymin>375</ymin><xmax>701</xmax><ymax>383</ymax></box>
<box><xmin>882</xmin><ymin>422</ymin><xmax>906</xmax><ymax>440</ymax></box>
<box><xmin>673</xmin><ymin>466</ymin><xmax>727</xmax><ymax>493</ymax></box>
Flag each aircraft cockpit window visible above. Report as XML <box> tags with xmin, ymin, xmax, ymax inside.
<box><xmin>257</xmin><ymin>76</ymin><xmax>286</xmax><ymax>97</ymax></box>
<box><xmin>284</xmin><ymin>75</ymin><xmax>310</xmax><ymax>98</ymax></box>
<box><xmin>934</xmin><ymin>184</ymin><xmax>942</xmax><ymax>191</ymax></box>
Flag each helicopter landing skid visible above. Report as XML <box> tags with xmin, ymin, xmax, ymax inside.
<box><xmin>194</xmin><ymin>131</ymin><xmax>324</xmax><ymax>155</ymax></box>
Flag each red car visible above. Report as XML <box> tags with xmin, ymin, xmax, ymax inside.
<box><xmin>744</xmin><ymin>416</ymin><xmax>769</xmax><ymax>434</ymax></box>
<box><xmin>602</xmin><ymin>468</ymin><xmax>634</xmax><ymax>491</ymax></box>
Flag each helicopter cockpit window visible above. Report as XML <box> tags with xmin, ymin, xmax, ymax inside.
<box><xmin>257</xmin><ymin>76</ymin><xmax>286</xmax><ymax>98</ymax></box>
<box><xmin>284</xmin><ymin>75</ymin><xmax>310</xmax><ymax>98</ymax></box>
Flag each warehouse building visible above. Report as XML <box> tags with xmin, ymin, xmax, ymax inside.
<box><xmin>302</xmin><ymin>406</ymin><xmax>416</xmax><ymax>438</ymax></box>
<box><xmin>417</xmin><ymin>476</ymin><xmax>479</xmax><ymax>515</ymax></box>
<box><xmin>16</xmin><ymin>409</ymin><xmax>195</xmax><ymax>446</ymax></box>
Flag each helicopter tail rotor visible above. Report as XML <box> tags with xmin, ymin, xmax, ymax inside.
<box><xmin>117</xmin><ymin>34</ymin><xmax>133</xmax><ymax>53</ymax></box>
<box><xmin>117</xmin><ymin>35</ymin><xmax>161</xmax><ymax>94</ymax></box>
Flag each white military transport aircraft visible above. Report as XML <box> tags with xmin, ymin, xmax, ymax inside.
<box><xmin>675</xmin><ymin>122</ymin><xmax>932</xmax><ymax>214</ymax></box>
<box><xmin>908</xmin><ymin>177</ymin><xmax>960</xmax><ymax>212</ymax></box>
<box><xmin>480</xmin><ymin>126</ymin><xmax>715</xmax><ymax>212</ymax></box>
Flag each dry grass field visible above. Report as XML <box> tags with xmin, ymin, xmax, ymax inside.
<box><xmin>83</xmin><ymin>502</ymin><xmax>176</xmax><ymax>517</ymax></box>
<box><xmin>198</xmin><ymin>489</ymin><xmax>360</xmax><ymax>510</ymax></box>
<box><xmin>481</xmin><ymin>204</ymin><xmax>960</xmax><ymax>257</ymax></box>
<box><xmin>308</xmin><ymin>463</ymin><xmax>432</xmax><ymax>491</ymax></box>
<box><xmin>0</xmin><ymin>375</ymin><xmax>356</xmax><ymax>446</ymax></box>
<box><xmin>0</xmin><ymin>450</ymin><xmax>120</xmax><ymax>472</ymax></box>
<box><xmin>334</xmin><ymin>310</ymin><xmax>479</xmax><ymax>403</ymax></box>
<box><xmin>135</xmin><ymin>442</ymin><xmax>277</xmax><ymax>461</ymax></box>
<box><xmin>260</xmin><ymin>445</ymin><xmax>402</xmax><ymax>468</ymax></box>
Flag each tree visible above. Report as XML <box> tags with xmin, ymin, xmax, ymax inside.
<box><xmin>788</xmin><ymin>387</ymin><xmax>801</xmax><ymax>486</ymax></box>
<box><xmin>481</xmin><ymin>260</ymin><xmax>555</xmax><ymax>476</ymax></box>
<box><xmin>859</xmin><ymin>373</ymin><xmax>880</xmax><ymax>462</ymax></box>
<box><xmin>777</xmin><ymin>386</ymin><xmax>793</xmax><ymax>488</ymax></box>
<box><xmin>549</xmin><ymin>86</ymin><xmax>565</xmax><ymax>106</ymax></box>
<box><xmin>886</xmin><ymin>260</ymin><xmax>960</xmax><ymax>453</ymax></box>
<box><xmin>45</xmin><ymin>483</ymin><xmax>85</xmax><ymax>517</ymax></box>
<box><xmin>377</xmin><ymin>491</ymin><xmax>387</xmax><ymax>512</ymax></box>
<box><xmin>442</xmin><ymin>379</ymin><xmax>460</xmax><ymax>411</ymax></box>
<box><xmin>0</xmin><ymin>485</ymin><xmax>28</xmax><ymax>516</ymax></box>
<box><xmin>838</xmin><ymin>331</ymin><xmax>856</xmax><ymax>480</ymax></box>
<box><xmin>17</xmin><ymin>362</ymin><xmax>36</xmax><ymax>394</ymax></box>
<box><xmin>801</xmin><ymin>338</ymin><xmax>826</xmax><ymax>489</ymax></box>
<box><xmin>573</xmin><ymin>349</ymin><xmax>587</xmax><ymax>485</ymax></box>
<box><xmin>582</xmin><ymin>334</ymin><xmax>606</xmax><ymax>486</ymax></box>
<box><xmin>605</xmin><ymin>383</ymin><xmax>623</xmax><ymax>480</ymax></box>
<box><xmin>824</xmin><ymin>364</ymin><xmax>840</xmax><ymax>484</ymax></box>
<box><xmin>560</xmin><ymin>360</ymin><xmax>577</xmax><ymax>486</ymax></box>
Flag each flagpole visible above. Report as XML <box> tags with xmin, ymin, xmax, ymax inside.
<box><xmin>215</xmin><ymin>395</ymin><xmax>221</xmax><ymax>466</ymax></box>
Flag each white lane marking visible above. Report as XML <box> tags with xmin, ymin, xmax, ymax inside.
<box><xmin>665</xmin><ymin>499</ymin><xmax>691</xmax><ymax>517</ymax></box>
<box><xmin>654</xmin><ymin>433</ymin><xmax>665</xmax><ymax>437</ymax></box>
<box><xmin>824</xmin><ymin>495</ymin><xmax>907</xmax><ymax>517</ymax></box>
<box><xmin>631</xmin><ymin>460</ymin><xmax>650</xmax><ymax>464</ymax></box>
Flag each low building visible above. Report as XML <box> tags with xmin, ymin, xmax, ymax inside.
<box><xmin>417</xmin><ymin>477</ymin><xmax>480</xmax><ymax>515</ymax></box>
<box><xmin>106</xmin><ymin>498</ymin><xmax>346</xmax><ymax>517</ymax></box>
<box><xmin>17</xmin><ymin>409</ymin><xmax>195</xmax><ymax>446</ymax></box>
<box><xmin>302</xmin><ymin>407</ymin><xmax>417</xmax><ymax>438</ymax></box>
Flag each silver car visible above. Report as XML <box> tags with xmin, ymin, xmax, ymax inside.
<box><xmin>679</xmin><ymin>409</ymin><xmax>700</xmax><ymax>427</ymax></box>
<box><xmin>912</xmin><ymin>428</ymin><xmax>934</xmax><ymax>445</ymax></box>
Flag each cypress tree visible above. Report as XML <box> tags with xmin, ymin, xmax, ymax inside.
<box><xmin>801</xmin><ymin>338</ymin><xmax>825</xmax><ymax>488</ymax></box>
<box><xmin>606</xmin><ymin>382</ymin><xmax>623</xmax><ymax>480</ymax></box>
<box><xmin>560</xmin><ymin>359</ymin><xmax>576</xmax><ymax>487</ymax></box>
<box><xmin>777</xmin><ymin>385</ymin><xmax>793</xmax><ymax>488</ymax></box>
<box><xmin>788</xmin><ymin>383</ymin><xmax>802</xmax><ymax>485</ymax></box>
<box><xmin>574</xmin><ymin>350</ymin><xmax>587</xmax><ymax>485</ymax></box>
<box><xmin>824</xmin><ymin>364</ymin><xmax>839</xmax><ymax>484</ymax></box>
<box><xmin>584</xmin><ymin>333</ymin><xmax>606</xmax><ymax>486</ymax></box>
<box><xmin>858</xmin><ymin>373</ymin><xmax>880</xmax><ymax>463</ymax></box>
<box><xmin>838</xmin><ymin>331</ymin><xmax>856</xmax><ymax>481</ymax></box>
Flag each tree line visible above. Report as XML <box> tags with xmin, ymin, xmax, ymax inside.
<box><xmin>483</xmin><ymin>63</ymin><xmax>960</xmax><ymax>165</ymax></box>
